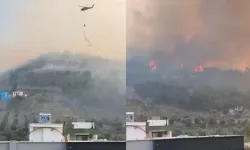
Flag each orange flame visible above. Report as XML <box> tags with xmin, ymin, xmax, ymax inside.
<box><xmin>193</xmin><ymin>65</ymin><xmax>204</xmax><ymax>72</ymax></box>
<box><xmin>148</xmin><ymin>60</ymin><xmax>157</xmax><ymax>71</ymax></box>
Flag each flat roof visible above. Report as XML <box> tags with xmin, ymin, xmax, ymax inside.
<box><xmin>126</xmin><ymin>122</ymin><xmax>146</xmax><ymax>126</ymax></box>
<box><xmin>29</xmin><ymin>123</ymin><xmax>63</xmax><ymax>128</ymax></box>
<box><xmin>72</xmin><ymin>122</ymin><xmax>93</xmax><ymax>124</ymax></box>
<box><xmin>75</xmin><ymin>133</ymin><xmax>90</xmax><ymax>135</ymax></box>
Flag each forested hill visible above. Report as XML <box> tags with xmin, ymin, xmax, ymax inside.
<box><xmin>0</xmin><ymin>52</ymin><xmax>125</xmax><ymax>124</ymax></box>
<box><xmin>127</xmin><ymin>58</ymin><xmax>250</xmax><ymax>112</ymax></box>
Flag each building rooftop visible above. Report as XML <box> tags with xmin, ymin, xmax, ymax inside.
<box><xmin>126</xmin><ymin>122</ymin><xmax>146</xmax><ymax>126</ymax></box>
<box><xmin>29</xmin><ymin>123</ymin><xmax>63</xmax><ymax>128</ymax></box>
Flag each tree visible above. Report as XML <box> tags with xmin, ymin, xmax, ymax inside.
<box><xmin>172</xmin><ymin>129</ymin><xmax>183</xmax><ymax>136</ymax></box>
<box><xmin>228</xmin><ymin>118</ymin><xmax>236</xmax><ymax>126</ymax></box>
<box><xmin>198</xmin><ymin>131</ymin><xmax>206</xmax><ymax>136</ymax></box>
<box><xmin>219</xmin><ymin>119</ymin><xmax>226</xmax><ymax>126</ymax></box>
<box><xmin>169</xmin><ymin>119</ymin><xmax>174</xmax><ymax>125</ymax></box>
<box><xmin>208</xmin><ymin>118</ymin><xmax>217</xmax><ymax>128</ymax></box>
<box><xmin>215</xmin><ymin>127</ymin><xmax>223</xmax><ymax>135</ymax></box>
<box><xmin>55</xmin><ymin>119</ymin><xmax>62</xmax><ymax>123</ymax></box>
<box><xmin>182</xmin><ymin>118</ymin><xmax>193</xmax><ymax>127</ymax></box>
<box><xmin>194</xmin><ymin>117</ymin><xmax>201</xmax><ymax>125</ymax></box>
<box><xmin>245</xmin><ymin>120</ymin><xmax>250</xmax><ymax>138</ymax></box>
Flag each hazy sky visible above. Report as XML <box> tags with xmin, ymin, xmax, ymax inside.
<box><xmin>0</xmin><ymin>0</ymin><xmax>125</xmax><ymax>70</ymax></box>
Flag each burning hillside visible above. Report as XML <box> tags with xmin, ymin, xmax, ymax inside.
<box><xmin>148</xmin><ymin>60</ymin><xmax>157</xmax><ymax>71</ymax></box>
<box><xmin>193</xmin><ymin>65</ymin><xmax>204</xmax><ymax>72</ymax></box>
<box><xmin>0</xmin><ymin>52</ymin><xmax>125</xmax><ymax>121</ymax></box>
<box><xmin>127</xmin><ymin>0</ymin><xmax>250</xmax><ymax>70</ymax></box>
<box><xmin>147</xmin><ymin>59</ymin><xmax>205</xmax><ymax>72</ymax></box>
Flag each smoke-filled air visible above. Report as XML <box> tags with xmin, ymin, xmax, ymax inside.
<box><xmin>0</xmin><ymin>0</ymin><xmax>126</xmax><ymax>141</ymax></box>
<box><xmin>0</xmin><ymin>0</ymin><xmax>125</xmax><ymax>70</ymax></box>
<box><xmin>127</xmin><ymin>0</ymin><xmax>250</xmax><ymax>70</ymax></box>
<box><xmin>126</xmin><ymin>0</ymin><xmax>250</xmax><ymax>137</ymax></box>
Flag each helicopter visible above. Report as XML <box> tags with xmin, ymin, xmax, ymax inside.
<box><xmin>78</xmin><ymin>4</ymin><xmax>94</xmax><ymax>11</ymax></box>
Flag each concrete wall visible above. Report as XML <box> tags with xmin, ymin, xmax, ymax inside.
<box><xmin>66</xmin><ymin>142</ymin><xmax>125</xmax><ymax>150</ymax></box>
<box><xmin>0</xmin><ymin>136</ymin><xmax>244</xmax><ymax>150</ymax></box>
<box><xmin>126</xmin><ymin>136</ymin><xmax>244</xmax><ymax>150</ymax></box>
<box><xmin>153</xmin><ymin>136</ymin><xmax>244</xmax><ymax>150</ymax></box>
<box><xmin>126</xmin><ymin>122</ymin><xmax>147</xmax><ymax>140</ymax></box>
<box><xmin>18</xmin><ymin>142</ymin><xmax>65</xmax><ymax>150</ymax></box>
<box><xmin>9</xmin><ymin>141</ymin><xmax>65</xmax><ymax>150</ymax></box>
<box><xmin>126</xmin><ymin>140</ymin><xmax>153</xmax><ymax>150</ymax></box>
<box><xmin>29</xmin><ymin>124</ymin><xmax>63</xmax><ymax>142</ymax></box>
<box><xmin>0</xmin><ymin>142</ymin><xmax>9</xmax><ymax>150</ymax></box>
<box><xmin>5</xmin><ymin>141</ymin><xmax>125</xmax><ymax>150</ymax></box>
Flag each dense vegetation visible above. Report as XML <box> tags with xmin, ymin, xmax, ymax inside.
<box><xmin>127</xmin><ymin>59</ymin><xmax>250</xmax><ymax>112</ymax></box>
<box><xmin>0</xmin><ymin>52</ymin><xmax>125</xmax><ymax>120</ymax></box>
<box><xmin>127</xmin><ymin>58</ymin><xmax>250</xmax><ymax>140</ymax></box>
<box><xmin>0</xmin><ymin>52</ymin><xmax>126</xmax><ymax>140</ymax></box>
<box><xmin>134</xmin><ymin>81</ymin><xmax>250</xmax><ymax>111</ymax></box>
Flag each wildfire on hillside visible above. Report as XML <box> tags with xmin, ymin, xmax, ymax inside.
<box><xmin>193</xmin><ymin>65</ymin><xmax>204</xmax><ymax>72</ymax></box>
<box><xmin>148</xmin><ymin>60</ymin><xmax>157</xmax><ymax>71</ymax></box>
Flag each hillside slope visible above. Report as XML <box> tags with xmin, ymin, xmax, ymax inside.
<box><xmin>126</xmin><ymin>57</ymin><xmax>250</xmax><ymax>112</ymax></box>
<box><xmin>0</xmin><ymin>52</ymin><xmax>125</xmax><ymax>126</ymax></box>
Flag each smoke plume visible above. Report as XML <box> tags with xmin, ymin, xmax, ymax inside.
<box><xmin>127</xmin><ymin>0</ymin><xmax>250</xmax><ymax>70</ymax></box>
<box><xmin>0</xmin><ymin>0</ymin><xmax>125</xmax><ymax>70</ymax></box>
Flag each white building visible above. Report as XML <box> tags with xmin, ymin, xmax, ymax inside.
<box><xmin>126</xmin><ymin>122</ymin><xmax>147</xmax><ymax>141</ymax></box>
<box><xmin>126</xmin><ymin>112</ymin><xmax>171</xmax><ymax>141</ymax></box>
<box><xmin>71</xmin><ymin>122</ymin><xmax>95</xmax><ymax>141</ymax></box>
<box><xmin>12</xmin><ymin>91</ymin><xmax>27</xmax><ymax>98</ymax></box>
<box><xmin>29</xmin><ymin>123</ymin><xmax>64</xmax><ymax>142</ymax></box>
<box><xmin>72</xmin><ymin>122</ymin><xmax>94</xmax><ymax>129</ymax></box>
<box><xmin>147</xmin><ymin>119</ymin><xmax>168</xmax><ymax>126</ymax></box>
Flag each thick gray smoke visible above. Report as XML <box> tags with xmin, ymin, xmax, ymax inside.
<box><xmin>127</xmin><ymin>0</ymin><xmax>250</xmax><ymax>70</ymax></box>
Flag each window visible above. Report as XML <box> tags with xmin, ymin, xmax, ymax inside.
<box><xmin>75</xmin><ymin>135</ymin><xmax>89</xmax><ymax>141</ymax></box>
<box><xmin>152</xmin><ymin>132</ymin><xmax>164</xmax><ymax>138</ymax></box>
